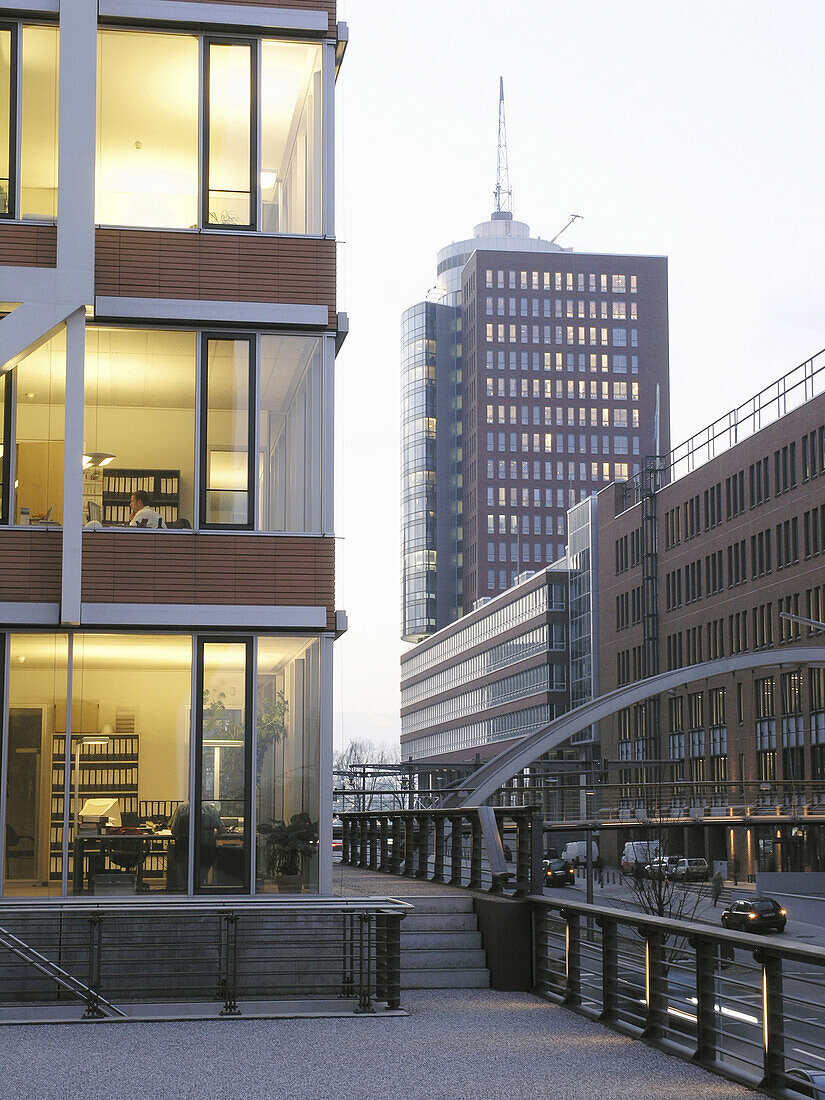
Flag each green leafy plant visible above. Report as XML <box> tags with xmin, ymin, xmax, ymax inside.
<box><xmin>262</xmin><ymin>812</ymin><xmax>318</xmax><ymax>878</ymax></box>
<box><xmin>202</xmin><ymin>689</ymin><xmax>241</xmax><ymax>740</ymax></box>
<box><xmin>256</xmin><ymin>690</ymin><xmax>288</xmax><ymax>777</ymax></box>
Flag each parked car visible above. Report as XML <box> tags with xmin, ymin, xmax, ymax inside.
<box><xmin>787</xmin><ymin>1068</ymin><xmax>825</xmax><ymax>1098</ymax></box>
<box><xmin>621</xmin><ymin>840</ymin><xmax>660</xmax><ymax>875</ymax></box>
<box><xmin>544</xmin><ymin>858</ymin><xmax>575</xmax><ymax>888</ymax></box>
<box><xmin>644</xmin><ymin>855</ymin><xmax>681</xmax><ymax>879</ymax></box>
<box><xmin>720</xmin><ymin>897</ymin><xmax>787</xmax><ymax>934</ymax></box>
<box><xmin>670</xmin><ymin>857</ymin><xmax>710</xmax><ymax>882</ymax></box>
<box><xmin>561</xmin><ymin>840</ymin><xmax>599</xmax><ymax>868</ymax></box>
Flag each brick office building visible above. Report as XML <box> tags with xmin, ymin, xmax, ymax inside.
<box><xmin>596</xmin><ymin>350</ymin><xmax>825</xmax><ymax>874</ymax></box>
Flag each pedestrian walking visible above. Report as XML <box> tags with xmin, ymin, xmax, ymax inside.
<box><xmin>711</xmin><ymin>869</ymin><xmax>724</xmax><ymax>906</ymax></box>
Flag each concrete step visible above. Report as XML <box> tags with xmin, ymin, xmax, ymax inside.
<box><xmin>403</xmin><ymin>968</ymin><xmax>490</xmax><ymax>989</ymax></box>
<box><xmin>402</xmin><ymin>910</ymin><xmax>478</xmax><ymax>931</ymax></box>
<box><xmin>401</xmin><ymin>948</ymin><xmax>487</xmax><ymax>969</ymax></box>
<box><xmin>400</xmin><ymin>930</ymin><xmax>482</xmax><ymax>950</ymax></box>
<box><xmin>400</xmin><ymin>894</ymin><xmax>476</xmax><ymax>913</ymax></box>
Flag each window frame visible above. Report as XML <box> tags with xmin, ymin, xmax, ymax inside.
<box><xmin>202</xmin><ymin>35</ymin><xmax>259</xmax><ymax>232</ymax></box>
<box><xmin>0</xmin><ymin>367</ymin><xmax>11</xmax><ymax>524</ymax></box>
<box><xmin>0</xmin><ymin>19</ymin><xmax>18</xmax><ymax>222</ymax></box>
<box><xmin>199</xmin><ymin>331</ymin><xmax>257</xmax><ymax>531</ymax></box>
<box><xmin>194</xmin><ymin>634</ymin><xmax>255</xmax><ymax>895</ymax></box>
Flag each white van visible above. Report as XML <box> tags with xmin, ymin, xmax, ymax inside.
<box><xmin>621</xmin><ymin>839</ymin><xmax>660</xmax><ymax>874</ymax></box>
<box><xmin>561</xmin><ymin>840</ymin><xmax>599</xmax><ymax>867</ymax></box>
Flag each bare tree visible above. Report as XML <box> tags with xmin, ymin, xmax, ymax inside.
<box><xmin>333</xmin><ymin>739</ymin><xmax>406</xmax><ymax>811</ymax></box>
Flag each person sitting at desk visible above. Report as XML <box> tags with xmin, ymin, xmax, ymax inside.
<box><xmin>129</xmin><ymin>489</ymin><xmax>165</xmax><ymax>528</ymax></box>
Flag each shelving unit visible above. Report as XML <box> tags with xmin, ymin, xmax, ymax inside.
<box><xmin>49</xmin><ymin>733</ymin><xmax>140</xmax><ymax>881</ymax></box>
<box><xmin>101</xmin><ymin>468</ymin><xmax>180</xmax><ymax>526</ymax></box>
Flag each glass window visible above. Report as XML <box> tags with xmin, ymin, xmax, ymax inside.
<box><xmin>4</xmin><ymin>634</ymin><xmax>69</xmax><ymax>897</ymax></box>
<box><xmin>20</xmin><ymin>24</ymin><xmax>58</xmax><ymax>221</ymax></box>
<box><xmin>0</xmin><ymin>27</ymin><xmax>13</xmax><ymax>216</ymax></box>
<box><xmin>202</xmin><ymin>337</ymin><xmax>253</xmax><ymax>527</ymax></box>
<box><xmin>84</xmin><ymin>328</ymin><xmax>196</xmax><ymax>527</ymax></box>
<box><xmin>261</xmin><ymin>41</ymin><xmax>322</xmax><ymax>235</ymax></box>
<box><xmin>0</xmin><ymin>369</ymin><xmax>7</xmax><ymax>523</ymax></box>
<box><xmin>70</xmin><ymin>635</ymin><xmax>191</xmax><ymax>896</ymax></box>
<box><xmin>259</xmin><ymin>335</ymin><xmax>322</xmax><ymax>533</ymax></box>
<box><xmin>14</xmin><ymin>328</ymin><xmax>65</xmax><ymax>524</ymax></box>
<box><xmin>198</xmin><ymin>640</ymin><xmax>250</xmax><ymax>892</ymax></box>
<box><xmin>256</xmin><ymin>637</ymin><xmax>320</xmax><ymax>893</ymax></box>
<box><xmin>206</xmin><ymin>41</ymin><xmax>254</xmax><ymax>227</ymax></box>
<box><xmin>96</xmin><ymin>30</ymin><xmax>199</xmax><ymax>228</ymax></box>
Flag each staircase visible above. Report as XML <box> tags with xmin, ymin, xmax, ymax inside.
<box><xmin>400</xmin><ymin>894</ymin><xmax>490</xmax><ymax>989</ymax></box>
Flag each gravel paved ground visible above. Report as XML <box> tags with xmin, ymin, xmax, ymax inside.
<box><xmin>0</xmin><ymin>988</ymin><xmax>753</xmax><ymax>1100</ymax></box>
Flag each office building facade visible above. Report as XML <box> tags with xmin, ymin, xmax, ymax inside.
<box><xmin>401</xmin><ymin>209</ymin><xmax>670</xmax><ymax>642</ymax></box>
<box><xmin>0</xmin><ymin>0</ymin><xmax>345</xmax><ymax>899</ymax></box>
<box><xmin>400</xmin><ymin>566</ymin><xmax>571</xmax><ymax>793</ymax></box>
<box><xmin>596</xmin><ymin>349</ymin><xmax>825</xmax><ymax>873</ymax></box>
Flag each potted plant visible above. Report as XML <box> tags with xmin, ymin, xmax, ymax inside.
<box><xmin>262</xmin><ymin>811</ymin><xmax>318</xmax><ymax>891</ymax></box>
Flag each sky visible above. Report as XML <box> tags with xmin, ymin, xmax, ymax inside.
<box><xmin>331</xmin><ymin>0</ymin><xmax>825</xmax><ymax>753</ymax></box>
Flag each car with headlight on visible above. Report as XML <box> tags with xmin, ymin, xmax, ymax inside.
<box><xmin>720</xmin><ymin>896</ymin><xmax>787</xmax><ymax>933</ymax></box>
<box><xmin>544</xmin><ymin>858</ymin><xmax>575</xmax><ymax>887</ymax></box>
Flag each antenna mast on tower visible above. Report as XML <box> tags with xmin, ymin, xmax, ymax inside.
<box><xmin>493</xmin><ymin>77</ymin><xmax>513</xmax><ymax>220</ymax></box>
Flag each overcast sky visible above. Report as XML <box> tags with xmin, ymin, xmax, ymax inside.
<box><xmin>331</xmin><ymin>0</ymin><xmax>825</xmax><ymax>752</ymax></box>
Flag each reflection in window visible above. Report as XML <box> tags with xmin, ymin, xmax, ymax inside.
<box><xmin>259</xmin><ymin>335</ymin><xmax>322</xmax><ymax>532</ymax></box>
<box><xmin>0</xmin><ymin>28</ymin><xmax>13</xmax><ymax>216</ymax></box>
<box><xmin>96</xmin><ymin>31</ymin><xmax>198</xmax><ymax>228</ymax></box>
<box><xmin>199</xmin><ymin>641</ymin><xmax>249</xmax><ymax>891</ymax></box>
<box><xmin>207</xmin><ymin>42</ymin><xmax>254</xmax><ymax>227</ymax></box>
<box><xmin>204</xmin><ymin>338</ymin><xmax>252</xmax><ymax>526</ymax></box>
<box><xmin>256</xmin><ymin>637</ymin><xmax>320</xmax><ymax>893</ymax></box>
<box><xmin>20</xmin><ymin>24</ymin><xmax>58</xmax><ymax>221</ymax></box>
<box><xmin>4</xmin><ymin>634</ymin><xmax>68</xmax><ymax>898</ymax></box>
<box><xmin>261</xmin><ymin>41</ymin><xmax>322</xmax><ymax>234</ymax></box>
<box><xmin>14</xmin><ymin>328</ymin><xmax>65</xmax><ymax>524</ymax></box>
<box><xmin>84</xmin><ymin>328</ymin><xmax>196</xmax><ymax>526</ymax></box>
<box><xmin>70</xmin><ymin>635</ymin><xmax>191</xmax><ymax>896</ymax></box>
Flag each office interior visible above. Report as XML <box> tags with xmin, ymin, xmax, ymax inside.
<box><xmin>2</xmin><ymin>633</ymin><xmax>320</xmax><ymax>897</ymax></box>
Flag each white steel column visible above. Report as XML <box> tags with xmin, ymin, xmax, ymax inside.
<box><xmin>322</xmin><ymin>40</ymin><xmax>335</xmax><ymax>238</ymax></box>
<box><xmin>321</xmin><ymin>333</ymin><xmax>335</xmax><ymax>535</ymax></box>
<box><xmin>61</xmin><ymin>308</ymin><xmax>85</xmax><ymax>623</ymax></box>
<box><xmin>56</xmin><ymin>0</ymin><xmax>96</xmax><ymax>295</ymax></box>
<box><xmin>318</xmin><ymin>633</ymin><xmax>333</xmax><ymax>895</ymax></box>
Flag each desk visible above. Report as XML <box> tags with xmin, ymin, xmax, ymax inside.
<box><xmin>72</xmin><ymin>833</ymin><xmax>170</xmax><ymax>894</ymax></box>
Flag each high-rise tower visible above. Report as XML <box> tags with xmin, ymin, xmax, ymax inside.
<box><xmin>401</xmin><ymin>85</ymin><xmax>671</xmax><ymax>642</ymax></box>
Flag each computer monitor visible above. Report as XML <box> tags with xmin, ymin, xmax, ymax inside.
<box><xmin>88</xmin><ymin>501</ymin><xmax>102</xmax><ymax>523</ymax></box>
<box><xmin>79</xmin><ymin>797</ymin><xmax>121</xmax><ymax>827</ymax></box>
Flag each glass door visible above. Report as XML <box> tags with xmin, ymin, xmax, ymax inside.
<box><xmin>195</xmin><ymin>639</ymin><xmax>253</xmax><ymax>892</ymax></box>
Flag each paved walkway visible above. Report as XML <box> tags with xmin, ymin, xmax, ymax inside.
<box><xmin>0</xmin><ymin>988</ymin><xmax>752</xmax><ymax>1100</ymax></box>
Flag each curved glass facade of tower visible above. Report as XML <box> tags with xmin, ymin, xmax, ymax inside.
<box><xmin>401</xmin><ymin>302</ymin><xmax>438</xmax><ymax>640</ymax></box>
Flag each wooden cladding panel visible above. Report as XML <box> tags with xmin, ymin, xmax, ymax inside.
<box><xmin>0</xmin><ymin>223</ymin><xmax>57</xmax><ymax>268</ymax></box>
<box><xmin>81</xmin><ymin>532</ymin><xmax>335</xmax><ymax>626</ymax></box>
<box><xmin>0</xmin><ymin>529</ymin><xmax>62</xmax><ymax>602</ymax></box>
<box><xmin>95</xmin><ymin>229</ymin><xmax>336</xmax><ymax>321</ymax></box>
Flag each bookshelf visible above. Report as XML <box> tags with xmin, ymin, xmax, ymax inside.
<box><xmin>49</xmin><ymin>733</ymin><xmax>140</xmax><ymax>882</ymax></box>
<box><xmin>102</xmin><ymin>468</ymin><xmax>181</xmax><ymax>526</ymax></box>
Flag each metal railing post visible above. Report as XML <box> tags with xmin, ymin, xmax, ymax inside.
<box><xmin>564</xmin><ymin>911</ymin><xmax>581</xmax><ymax>1008</ymax></box>
<box><xmin>692</xmin><ymin>936</ymin><xmax>719</xmax><ymax>1066</ymax></box>
<box><xmin>368</xmin><ymin>816</ymin><xmax>379</xmax><ymax>871</ymax></box>
<box><xmin>389</xmin><ymin>816</ymin><xmax>403</xmax><ymax>875</ymax></box>
<box><xmin>357</xmin><ymin>816</ymin><xmax>368</xmax><ymax>869</ymax></box>
<box><xmin>415</xmin><ymin>813</ymin><xmax>430</xmax><ymax>879</ymax></box>
<box><xmin>402</xmin><ymin>815</ymin><xmax>416</xmax><ymax>877</ymax></box>
<box><xmin>219</xmin><ymin>913</ymin><xmax>240</xmax><ymax>1016</ymax></box>
<box><xmin>84</xmin><ymin>915</ymin><xmax>104</xmax><ymax>1019</ymax></box>
<box><xmin>599</xmin><ymin>917</ymin><xmax>618</xmax><ymax>1023</ymax></box>
<box><xmin>468</xmin><ymin>814</ymin><xmax>483</xmax><ymax>890</ymax></box>
<box><xmin>378</xmin><ymin>816</ymin><xmax>390</xmax><ymax>872</ymax></box>
<box><xmin>375</xmin><ymin>910</ymin><xmax>402</xmax><ymax>1011</ymax></box>
<box><xmin>449</xmin><ymin>815</ymin><xmax>464</xmax><ymax>885</ymax></box>
<box><xmin>341</xmin><ymin>911</ymin><xmax>355</xmax><ymax>997</ymax></box>
<box><xmin>432</xmin><ymin>814</ymin><xmax>445</xmax><ymax>883</ymax></box>
<box><xmin>759</xmin><ymin>950</ymin><xmax>785</xmax><ymax>1091</ymax></box>
<box><xmin>354</xmin><ymin>913</ymin><xmax>375</xmax><ymax>1014</ymax></box>
<box><xmin>643</xmin><ymin>930</ymin><xmax>667</xmax><ymax>1042</ymax></box>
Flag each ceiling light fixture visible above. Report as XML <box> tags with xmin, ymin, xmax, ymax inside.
<box><xmin>82</xmin><ymin>451</ymin><xmax>116</xmax><ymax>469</ymax></box>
